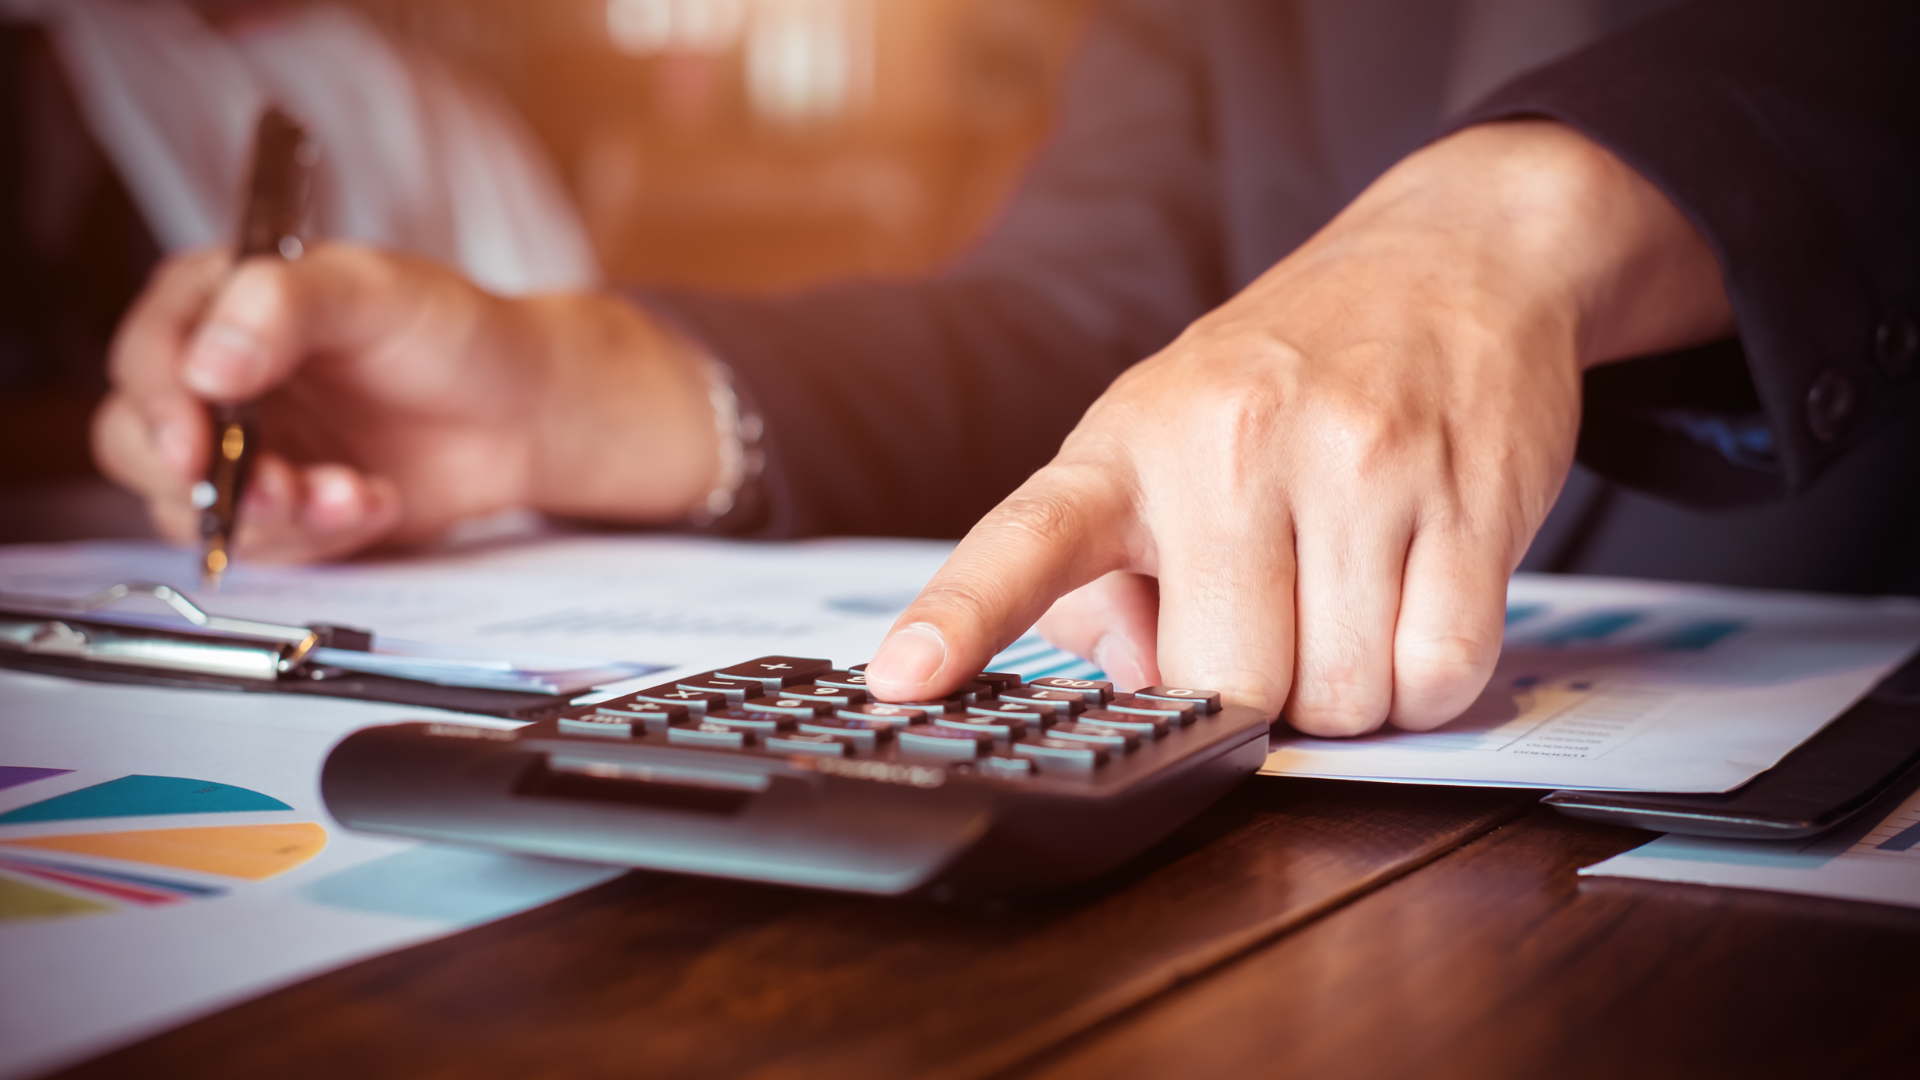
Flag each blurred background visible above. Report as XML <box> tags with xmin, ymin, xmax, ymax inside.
<box><xmin>0</xmin><ymin>0</ymin><xmax>1100</xmax><ymax>541</ymax></box>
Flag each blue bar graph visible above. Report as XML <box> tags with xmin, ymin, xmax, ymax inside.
<box><xmin>990</xmin><ymin>635</ymin><xmax>1105</xmax><ymax>682</ymax></box>
<box><xmin>1653</xmin><ymin>620</ymin><xmax>1746</xmax><ymax>652</ymax></box>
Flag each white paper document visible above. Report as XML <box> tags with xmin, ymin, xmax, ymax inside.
<box><xmin>1581</xmin><ymin>781</ymin><xmax>1920</xmax><ymax>910</ymax></box>
<box><xmin>0</xmin><ymin>534</ymin><xmax>962</xmax><ymax>1079</ymax></box>
<box><xmin>1263</xmin><ymin>575</ymin><xmax>1920</xmax><ymax>793</ymax></box>
<box><xmin>0</xmin><ymin>534</ymin><xmax>959</xmax><ymax>686</ymax></box>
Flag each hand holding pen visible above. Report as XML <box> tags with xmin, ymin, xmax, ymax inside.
<box><xmin>90</xmin><ymin>134</ymin><xmax>728</xmax><ymax>568</ymax></box>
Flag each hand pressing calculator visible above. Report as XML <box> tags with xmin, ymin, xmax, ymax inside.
<box><xmin>322</xmin><ymin>655</ymin><xmax>1272</xmax><ymax>897</ymax></box>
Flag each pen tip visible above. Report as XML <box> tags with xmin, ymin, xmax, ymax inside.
<box><xmin>202</xmin><ymin>547</ymin><xmax>229</xmax><ymax>593</ymax></box>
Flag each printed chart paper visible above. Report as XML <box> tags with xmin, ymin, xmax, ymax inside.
<box><xmin>0</xmin><ymin>534</ymin><xmax>962</xmax><ymax>1079</ymax></box>
<box><xmin>1263</xmin><ymin>575</ymin><xmax>1920</xmax><ymax>793</ymax></box>
<box><xmin>1581</xmin><ymin>780</ymin><xmax>1920</xmax><ymax>910</ymax></box>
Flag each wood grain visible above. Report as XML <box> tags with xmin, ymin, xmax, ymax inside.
<box><xmin>1020</xmin><ymin>808</ymin><xmax>1920</xmax><ymax>1080</ymax></box>
<box><xmin>52</xmin><ymin>779</ymin><xmax>1532</xmax><ymax>1080</ymax></box>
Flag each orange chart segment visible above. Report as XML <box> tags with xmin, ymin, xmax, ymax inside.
<box><xmin>4</xmin><ymin>823</ymin><xmax>329</xmax><ymax>880</ymax></box>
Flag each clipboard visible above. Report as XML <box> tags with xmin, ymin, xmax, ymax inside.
<box><xmin>0</xmin><ymin>582</ymin><xmax>623</xmax><ymax>720</ymax></box>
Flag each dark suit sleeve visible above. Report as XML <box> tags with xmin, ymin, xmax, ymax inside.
<box><xmin>639</xmin><ymin>0</ymin><xmax>1224</xmax><ymax>539</ymax></box>
<box><xmin>1456</xmin><ymin>0</ymin><xmax>1920</xmax><ymax>506</ymax></box>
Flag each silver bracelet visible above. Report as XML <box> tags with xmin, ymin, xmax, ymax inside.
<box><xmin>687</xmin><ymin>355</ymin><xmax>764</xmax><ymax>527</ymax></box>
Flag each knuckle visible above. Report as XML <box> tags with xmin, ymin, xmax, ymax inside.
<box><xmin>1391</xmin><ymin>633</ymin><xmax>1498</xmax><ymax>728</ymax></box>
<box><xmin>982</xmin><ymin>479</ymin><xmax>1084</xmax><ymax>546</ymax></box>
<box><xmin>1299</xmin><ymin>390</ymin><xmax>1409</xmax><ymax>476</ymax></box>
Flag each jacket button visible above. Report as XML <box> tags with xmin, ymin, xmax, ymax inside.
<box><xmin>1806</xmin><ymin>368</ymin><xmax>1854</xmax><ymax>442</ymax></box>
<box><xmin>1877</xmin><ymin>311</ymin><xmax>1919</xmax><ymax>381</ymax></box>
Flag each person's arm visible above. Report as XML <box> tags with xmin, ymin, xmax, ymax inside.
<box><xmin>642</xmin><ymin>0</ymin><xmax>1226</xmax><ymax>538</ymax></box>
<box><xmin>862</xmin><ymin>0</ymin><xmax>1920</xmax><ymax>733</ymax></box>
<box><xmin>1455</xmin><ymin>0</ymin><xmax>1920</xmax><ymax>503</ymax></box>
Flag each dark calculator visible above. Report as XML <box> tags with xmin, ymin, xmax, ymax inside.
<box><xmin>321</xmin><ymin>655</ymin><xmax>1272</xmax><ymax>897</ymax></box>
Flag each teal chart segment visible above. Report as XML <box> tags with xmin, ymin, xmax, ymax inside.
<box><xmin>0</xmin><ymin>775</ymin><xmax>291</xmax><ymax>824</ymax></box>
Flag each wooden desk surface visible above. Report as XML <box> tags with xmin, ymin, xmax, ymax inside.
<box><xmin>54</xmin><ymin>779</ymin><xmax>1920</xmax><ymax>1080</ymax></box>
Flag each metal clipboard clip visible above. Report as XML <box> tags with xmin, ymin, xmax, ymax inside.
<box><xmin>0</xmin><ymin>582</ymin><xmax>655</xmax><ymax>720</ymax></box>
<box><xmin>0</xmin><ymin>581</ymin><xmax>327</xmax><ymax>682</ymax></box>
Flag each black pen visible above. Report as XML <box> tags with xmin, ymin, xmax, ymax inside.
<box><xmin>196</xmin><ymin>107</ymin><xmax>314</xmax><ymax>590</ymax></box>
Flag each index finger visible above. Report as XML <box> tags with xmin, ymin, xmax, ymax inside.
<box><xmin>863</xmin><ymin>463</ymin><xmax>1137</xmax><ymax>702</ymax></box>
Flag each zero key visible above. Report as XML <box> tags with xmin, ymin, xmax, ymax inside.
<box><xmin>1134</xmin><ymin>685</ymin><xmax>1223</xmax><ymax>714</ymax></box>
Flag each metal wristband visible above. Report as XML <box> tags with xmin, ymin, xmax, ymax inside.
<box><xmin>687</xmin><ymin>356</ymin><xmax>765</xmax><ymax>528</ymax></box>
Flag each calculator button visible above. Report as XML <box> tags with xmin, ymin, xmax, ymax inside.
<box><xmin>972</xmin><ymin>671</ymin><xmax>1024</xmax><ymax>693</ymax></box>
<box><xmin>898</xmin><ymin>725</ymin><xmax>992</xmax><ymax>760</ymax></box>
<box><xmin>780</xmin><ymin>683</ymin><xmax>869</xmax><ymax>707</ymax></box>
<box><xmin>1052</xmin><ymin>718</ymin><xmax>1136</xmax><ymax>753</ymax></box>
<box><xmin>1077</xmin><ymin>710</ymin><xmax>1169</xmax><ymax>740</ymax></box>
<box><xmin>1135</xmin><ymin>685</ymin><xmax>1222</xmax><ymax>713</ymax></box>
<box><xmin>968</xmin><ymin>700</ymin><xmax>1058</xmax><ymax>723</ymax></box>
<box><xmin>1045</xmin><ymin>722</ymin><xmax>1140</xmax><ymax>752</ymax></box>
<box><xmin>1012</xmin><ymin>738</ymin><xmax>1107</xmax><ymax>771</ymax></box>
<box><xmin>704</xmin><ymin>709</ymin><xmax>796</xmax><ymax>734</ymax></box>
<box><xmin>718</xmin><ymin>656</ymin><xmax>832</xmax><ymax>692</ymax></box>
<box><xmin>559</xmin><ymin>715</ymin><xmax>642</xmax><ymax>738</ymax></box>
<box><xmin>810</xmin><ymin>670</ymin><xmax>872</xmax><ymax>691</ymax></box>
<box><xmin>999</xmin><ymin>686</ymin><xmax>1087</xmax><ymax>715</ymax></box>
<box><xmin>838</xmin><ymin>703</ymin><xmax>927</xmax><ymax>727</ymax></box>
<box><xmin>1026</xmin><ymin>677</ymin><xmax>1113</xmax><ymax>705</ymax></box>
<box><xmin>981</xmin><ymin>755</ymin><xmax>1034</xmax><ymax>779</ymax></box>
<box><xmin>668</xmin><ymin>721</ymin><xmax>753</xmax><ymax>749</ymax></box>
<box><xmin>887</xmin><ymin>697</ymin><xmax>968</xmax><ymax>715</ymax></box>
<box><xmin>632</xmin><ymin>684</ymin><xmax>727</xmax><ymax>713</ymax></box>
<box><xmin>954</xmin><ymin>680</ymin><xmax>997</xmax><ymax>703</ymax></box>
<box><xmin>1104</xmin><ymin>695</ymin><xmax>1197</xmax><ymax>726</ymax></box>
<box><xmin>798</xmin><ymin>716</ymin><xmax>892</xmax><ymax>751</ymax></box>
<box><xmin>767</xmin><ymin>733</ymin><xmax>849</xmax><ymax>758</ymax></box>
<box><xmin>937</xmin><ymin>713</ymin><xmax>1028</xmax><ymax>741</ymax></box>
<box><xmin>676</xmin><ymin>674</ymin><xmax>757</xmax><ymax>704</ymax></box>
<box><xmin>594</xmin><ymin>700</ymin><xmax>686</xmax><ymax>732</ymax></box>
<box><xmin>743</xmin><ymin>695</ymin><xmax>833</xmax><ymax>718</ymax></box>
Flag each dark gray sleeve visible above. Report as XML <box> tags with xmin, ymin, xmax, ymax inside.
<box><xmin>640</xmin><ymin>0</ymin><xmax>1225</xmax><ymax>538</ymax></box>
<box><xmin>1456</xmin><ymin>0</ymin><xmax>1920</xmax><ymax>507</ymax></box>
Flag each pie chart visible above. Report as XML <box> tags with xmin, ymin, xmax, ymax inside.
<box><xmin>0</xmin><ymin>769</ymin><xmax>327</xmax><ymax>922</ymax></box>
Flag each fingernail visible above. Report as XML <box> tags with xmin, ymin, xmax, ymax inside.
<box><xmin>1093</xmin><ymin>634</ymin><xmax>1148</xmax><ymax>692</ymax></box>
<box><xmin>869</xmin><ymin>622</ymin><xmax>948</xmax><ymax>690</ymax></box>
<box><xmin>154</xmin><ymin>420</ymin><xmax>195</xmax><ymax>477</ymax></box>
<box><xmin>184</xmin><ymin>322</ymin><xmax>266</xmax><ymax>398</ymax></box>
